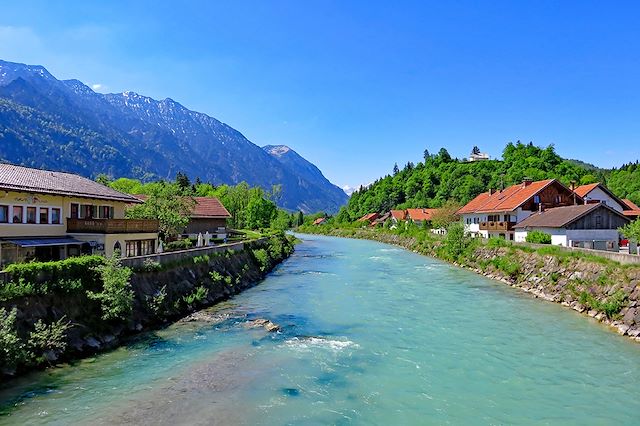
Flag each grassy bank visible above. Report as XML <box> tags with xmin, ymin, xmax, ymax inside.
<box><xmin>299</xmin><ymin>224</ymin><xmax>640</xmax><ymax>340</ymax></box>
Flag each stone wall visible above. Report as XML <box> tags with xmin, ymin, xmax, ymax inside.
<box><xmin>1</xmin><ymin>234</ymin><xmax>293</xmax><ymax>378</ymax></box>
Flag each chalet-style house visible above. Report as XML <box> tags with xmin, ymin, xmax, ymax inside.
<box><xmin>459</xmin><ymin>179</ymin><xmax>579</xmax><ymax>240</ymax></box>
<box><xmin>0</xmin><ymin>164</ymin><xmax>159</xmax><ymax>267</ymax></box>
<box><xmin>514</xmin><ymin>203</ymin><xmax>630</xmax><ymax>249</ymax></box>
<box><xmin>184</xmin><ymin>197</ymin><xmax>231</xmax><ymax>239</ymax></box>
<box><xmin>313</xmin><ymin>217</ymin><xmax>327</xmax><ymax>225</ymax></box>
<box><xmin>371</xmin><ymin>212</ymin><xmax>391</xmax><ymax>227</ymax></box>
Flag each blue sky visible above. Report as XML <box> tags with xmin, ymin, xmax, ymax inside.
<box><xmin>1</xmin><ymin>1</ymin><xmax>639</xmax><ymax>191</ymax></box>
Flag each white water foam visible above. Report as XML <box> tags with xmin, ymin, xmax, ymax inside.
<box><xmin>283</xmin><ymin>337</ymin><xmax>359</xmax><ymax>353</ymax></box>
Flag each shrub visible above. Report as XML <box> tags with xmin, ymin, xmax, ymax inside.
<box><xmin>253</xmin><ymin>249</ymin><xmax>270</xmax><ymax>272</ymax></box>
<box><xmin>140</xmin><ymin>258</ymin><xmax>162</xmax><ymax>272</ymax></box>
<box><xmin>491</xmin><ymin>256</ymin><xmax>521</xmax><ymax>278</ymax></box>
<box><xmin>487</xmin><ymin>237</ymin><xmax>509</xmax><ymax>248</ymax></box>
<box><xmin>526</xmin><ymin>231</ymin><xmax>552</xmax><ymax>244</ymax></box>
<box><xmin>183</xmin><ymin>285</ymin><xmax>209</xmax><ymax>307</ymax></box>
<box><xmin>210</xmin><ymin>271</ymin><xmax>224</xmax><ymax>282</ymax></box>
<box><xmin>146</xmin><ymin>285</ymin><xmax>167</xmax><ymax>316</ymax></box>
<box><xmin>165</xmin><ymin>239</ymin><xmax>193</xmax><ymax>252</ymax></box>
<box><xmin>87</xmin><ymin>255</ymin><xmax>134</xmax><ymax>321</ymax></box>
<box><xmin>441</xmin><ymin>222</ymin><xmax>471</xmax><ymax>260</ymax></box>
<box><xmin>0</xmin><ymin>308</ymin><xmax>28</xmax><ymax>373</ymax></box>
<box><xmin>28</xmin><ymin>317</ymin><xmax>71</xmax><ymax>364</ymax></box>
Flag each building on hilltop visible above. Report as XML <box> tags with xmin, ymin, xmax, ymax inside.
<box><xmin>458</xmin><ymin>178</ymin><xmax>579</xmax><ymax>240</ymax></box>
<box><xmin>0</xmin><ymin>163</ymin><xmax>159</xmax><ymax>267</ymax></box>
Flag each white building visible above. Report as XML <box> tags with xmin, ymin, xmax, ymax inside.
<box><xmin>514</xmin><ymin>203</ymin><xmax>630</xmax><ymax>250</ymax></box>
<box><xmin>458</xmin><ymin>179</ymin><xmax>579</xmax><ymax>240</ymax></box>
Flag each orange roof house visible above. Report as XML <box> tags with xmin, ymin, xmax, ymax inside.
<box><xmin>574</xmin><ymin>183</ymin><xmax>629</xmax><ymax>211</ymax></box>
<box><xmin>357</xmin><ymin>213</ymin><xmax>380</xmax><ymax>223</ymax></box>
<box><xmin>406</xmin><ymin>208</ymin><xmax>438</xmax><ymax>222</ymax></box>
<box><xmin>458</xmin><ymin>179</ymin><xmax>578</xmax><ymax>215</ymax></box>
<box><xmin>390</xmin><ymin>209</ymin><xmax>408</xmax><ymax>221</ymax></box>
<box><xmin>313</xmin><ymin>217</ymin><xmax>327</xmax><ymax>225</ymax></box>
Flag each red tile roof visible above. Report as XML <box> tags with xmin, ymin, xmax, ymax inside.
<box><xmin>0</xmin><ymin>163</ymin><xmax>141</xmax><ymax>203</ymax></box>
<box><xmin>313</xmin><ymin>217</ymin><xmax>326</xmax><ymax>225</ymax></box>
<box><xmin>458</xmin><ymin>179</ymin><xmax>572</xmax><ymax>214</ymax></box>
<box><xmin>390</xmin><ymin>209</ymin><xmax>407</xmax><ymax>221</ymax></box>
<box><xmin>191</xmin><ymin>197</ymin><xmax>231</xmax><ymax>218</ymax></box>
<box><xmin>406</xmin><ymin>208</ymin><xmax>438</xmax><ymax>221</ymax></box>
<box><xmin>357</xmin><ymin>213</ymin><xmax>379</xmax><ymax>222</ymax></box>
<box><xmin>623</xmin><ymin>199</ymin><xmax>640</xmax><ymax>218</ymax></box>
<box><xmin>573</xmin><ymin>183</ymin><xmax>600</xmax><ymax>198</ymax></box>
<box><xmin>134</xmin><ymin>195</ymin><xmax>230</xmax><ymax>218</ymax></box>
<box><xmin>623</xmin><ymin>199</ymin><xmax>640</xmax><ymax>210</ymax></box>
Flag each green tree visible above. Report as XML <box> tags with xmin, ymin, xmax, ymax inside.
<box><xmin>246</xmin><ymin>197</ymin><xmax>277</xmax><ymax>229</ymax></box>
<box><xmin>175</xmin><ymin>172</ymin><xmax>191</xmax><ymax>192</ymax></box>
<box><xmin>126</xmin><ymin>182</ymin><xmax>195</xmax><ymax>239</ymax></box>
<box><xmin>96</xmin><ymin>174</ymin><xmax>112</xmax><ymax>186</ymax></box>
<box><xmin>525</xmin><ymin>230</ymin><xmax>552</xmax><ymax>244</ymax></box>
<box><xmin>87</xmin><ymin>255</ymin><xmax>134</xmax><ymax>321</ymax></box>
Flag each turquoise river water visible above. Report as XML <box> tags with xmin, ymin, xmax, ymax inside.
<box><xmin>1</xmin><ymin>234</ymin><xmax>640</xmax><ymax>425</ymax></box>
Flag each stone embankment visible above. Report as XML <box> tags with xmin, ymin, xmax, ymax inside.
<box><xmin>1</xmin><ymin>235</ymin><xmax>294</xmax><ymax>378</ymax></box>
<box><xmin>301</xmin><ymin>228</ymin><xmax>640</xmax><ymax>341</ymax></box>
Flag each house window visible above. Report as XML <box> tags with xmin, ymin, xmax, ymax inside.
<box><xmin>26</xmin><ymin>207</ymin><xmax>37</xmax><ymax>224</ymax></box>
<box><xmin>71</xmin><ymin>203</ymin><xmax>79</xmax><ymax>219</ymax></box>
<box><xmin>99</xmin><ymin>206</ymin><xmax>114</xmax><ymax>219</ymax></box>
<box><xmin>39</xmin><ymin>207</ymin><xmax>49</xmax><ymax>224</ymax></box>
<box><xmin>534</xmin><ymin>195</ymin><xmax>541</xmax><ymax>204</ymax></box>
<box><xmin>52</xmin><ymin>208</ymin><xmax>61</xmax><ymax>225</ymax></box>
<box><xmin>80</xmin><ymin>204</ymin><xmax>94</xmax><ymax>219</ymax></box>
<box><xmin>595</xmin><ymin>215</ymin><xmax>602</xmax><ymax>228</ymax></box>
<box><xmin>126</xmin><ymin>239</ymin><xmax>155</xmax><ymax>257</ymax></box>
<box><xmin>503</xmin><ymin>215</ymin><xmax>510</xmax><ymax>222</ymax></box>
<box><xmin>0</xmin><ymin>205</ymin><xmax>8</xmax><ymax>223</ymax></box>
<box><xmin>12</xmin><ymin>206</ymin><xmax>23</xmax><ymax>223</ymax></box>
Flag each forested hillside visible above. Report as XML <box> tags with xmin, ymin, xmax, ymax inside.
<box><xmin>337</xmin><ymin>142</ymin><xmax>640</xmax><ymax>221</ymax></box>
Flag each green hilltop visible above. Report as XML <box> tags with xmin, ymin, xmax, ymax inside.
<box><xmin>337</xmin><ymin>141</ymin><xmax>640</xmax><ymax>221</ymax></box>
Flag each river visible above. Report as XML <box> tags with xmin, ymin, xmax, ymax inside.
<box><xmin>1</xmin><ymin>234</ymin><xmax>640</xmax><ymax>425</ymax></box>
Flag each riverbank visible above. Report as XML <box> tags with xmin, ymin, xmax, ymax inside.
<box><xmin>298</xmin><ymin>226</ymin><xmax>640</xmax><ymax>341</ymax></box>
<box><xmin>0</xmin><ymin>232</ymin><xmax>295</xmax><ymax>379</ymax></box>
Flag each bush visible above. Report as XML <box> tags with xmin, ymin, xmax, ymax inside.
<box><xmin>441</xmin><ymin>222</ymin><xmax>471</xmax><ymax>260</ymax></box>
<box><xmin>253</xmin><ymin>249</ymin><xmax>270</xmax><ymax>272</ymax></box>
<box><xmin>28</xmin><ymin>317</ymin><xmax>71</xmax><ymax>364</ymax></box>
<box><xmin>0</xmin><ymin>308</ymin><xmax>28</xmax><ymax>373</ymax></box>
<box><xmin>526</xmin><ymin>231</ymin><xmax>552</xmax><ymax>244</ymax></box>
<box><xmin>87</xmin><ymin>255</ymin><xmax>134</xmax><ymax>321</ymax></box>
<box><xmin>183</xmin><ymin>285</ymin><xmax>208</xmax><ymax>307</ymax></box>
<box><xmin>165</xmin><ymin>239</ymin><xmax>193</xmax><ymax>252</ymax></box>
<box><xmin>487</xmin><ymin>237</ymin><xmax>509</xmax><ymax>248</ymax></box>
<box><xmin>491</xmin><ymin>256</ymin><xmax>521</xmax><ymax>278</ymax></box>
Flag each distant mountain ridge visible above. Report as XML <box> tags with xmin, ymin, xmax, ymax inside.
<box><xmin>0</xmin><ymin>59</ymin><xmax>348</xmax><ymax>213</ymax></box>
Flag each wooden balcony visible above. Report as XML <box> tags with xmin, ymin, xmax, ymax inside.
<box><xmin>67</xmin><ymin>218</ymin><xmax>159</xmax><ymax>234</ymax></box>
<box><xmin>479</xmin><ymin>221</ymin><xmax>517</xmax><ymax>231</ymax></box>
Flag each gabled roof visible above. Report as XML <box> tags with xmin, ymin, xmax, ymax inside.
<box><xmin>458</xmin><ymin>179</ymin><xmax>569</xmax><ymax>214</ymax></box>
<box><xmin>623</xmin><ymin>199</ymin><xmax>640</xmax><ymax>210</ymax></box>
<box><xmin>390</xmin><ymin>209</ymin><xmax>407</xmax><ymax>221</ymax></box>
<box><xmin>574</xmin><ymin>183</ymin><xmax>628</xmax><ymax>210</ymax></box>
<box><xmin>357</xmin><ymin>213</ymin><xmax>379</xmax><ymax>222</ymax></box>
<box><xmin>374</xmin><ymin>212</ymin><xmax>391</xmax><ymax>223</ymax></box>
<box><xmin>313</xmin><ymin>217</ymin><xmax>326</xmax><ymax>225</ymax></box>
<box><xmin>191</xmin><ymin>197</ymin><xmax>231</xmax><ymax>218</ymax></box>
<box><xmin>134</xmin><ymin>195</ymin><xmax>231</xmax><ymax>218</ymax></box>
<box><xmin>406</xmin><ymin>208</ymin><xmax>438</xmax><ymax>221</ymax></box>
<box><xmin>0</xmin><ymin>163</ymin><xmax>141</xmax><ymax>203</ymax></box>
<box><xmin>514</xmin><ymin>203</ymin><xmax>629</xmax><ymax>229</ymax></box>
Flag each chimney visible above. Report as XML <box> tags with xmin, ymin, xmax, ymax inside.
<box><xmin>570</xmin><ymin>180</ymin><xmax>578</xmax><ymax>205</ymax></box>
<box><xmin>489</xmin><ymin>188</ymin><xmax>495</xmax><ymax>195</ymax></box>
<box><xmin>538</xmin><ymin>202</ymin><xmax>544</xmax><ymax>213</ymax></box>
<box><xmin>523</xmin><ymin>178</ymin><xmax>533</xmax><ymax>187</ymax></box>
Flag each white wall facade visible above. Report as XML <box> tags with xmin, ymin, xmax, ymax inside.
<box><xmin>582</xmin><ymin>187</ymin><xmax>625</xmax><ymax>212</ymax></box>
<box><xmin>514</xmin><ymin>227</ymin><xmax>621</xmax><ymax>248</ymax></box>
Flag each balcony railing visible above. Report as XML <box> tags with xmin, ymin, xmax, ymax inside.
<box><xmin>67</xmin><ymin>218</ymin><xmax>159</xmax><ymax>234</ymax></box>
<box><xmin>479</xmin><ymin>221</ymin><xmax>517</xmax><ymax>231</ymax></box>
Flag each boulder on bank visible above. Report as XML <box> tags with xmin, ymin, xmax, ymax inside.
<box><xmin>244</xmin><ymin>318</ymin><xmax>280</xmax><ymax>332</ymax></box>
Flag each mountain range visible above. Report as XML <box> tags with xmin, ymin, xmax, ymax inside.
<box><xmin>0</xmin><ymin>59</ymin><xmax>348</xmax><ymax>213</ymax></box>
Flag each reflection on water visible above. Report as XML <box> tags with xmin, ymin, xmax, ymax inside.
<box><xmin>2</xmin><ymin>234</ymin><xmax>640</xmax><ymax>425</ymax></box>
